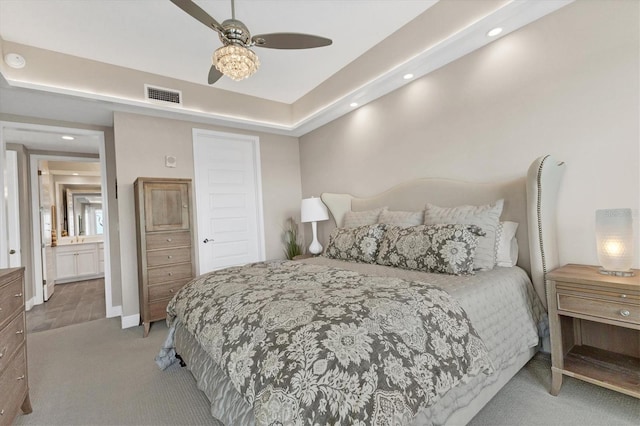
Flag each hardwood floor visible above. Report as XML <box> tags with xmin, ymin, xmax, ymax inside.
<box><xmin>26</xmin><ymin>278</ymin><xmax>105</xmax><ymax>333</ymax></box>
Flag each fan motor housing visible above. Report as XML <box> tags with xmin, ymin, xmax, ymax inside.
<box><xmin>220</xmin><ymin>19</ymin><xmax>251</xmax><ymax>45</ymax></box>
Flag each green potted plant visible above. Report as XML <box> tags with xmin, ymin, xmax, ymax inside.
<box><xmin>283</xmin><ymin>217</ymin><xmax>303</xmax><ymax>260</ymax></box>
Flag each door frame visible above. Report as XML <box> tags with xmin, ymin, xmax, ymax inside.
<box><xmin>5</xmin><ymin>150</ymin><xmax>21</xmax><ymax>267</ymax></box>
<box><xmin>192</xmin><ymin>128</ymin><xmax>266</xmax><ymax>274</ymax></box>
<box><xmin>0</xmin><ymin>121</ymin><xmax>116</xmax><ymax>317</ymax></box>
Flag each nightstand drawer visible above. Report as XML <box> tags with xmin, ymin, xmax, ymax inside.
<box><xmin>557</xmin><ymin>293</ymin><xmax>640</xmax><ymax>325</ymax></box>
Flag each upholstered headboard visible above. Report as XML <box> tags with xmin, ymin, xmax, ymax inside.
<box><xmin>321</xmin><ymin>155</ymin><xmax>565</xmax><ymax>309</ymax></box>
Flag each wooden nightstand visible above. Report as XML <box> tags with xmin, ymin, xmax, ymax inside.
<box><xmin>546</xmin><ymin>264</ymin><xmax>639</xmax><ymax>398</ymax></box>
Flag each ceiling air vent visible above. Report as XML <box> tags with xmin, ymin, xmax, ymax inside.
<box><xmin>144</xmin><ymin>84</ymin><xmax>182</xmax><ymax>106</ymax></box>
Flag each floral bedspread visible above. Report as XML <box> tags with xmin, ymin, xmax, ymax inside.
<box><xmin>165</xmin><ymin>260</ymin><xmax>493</xmax><ymax>426</ymax></box>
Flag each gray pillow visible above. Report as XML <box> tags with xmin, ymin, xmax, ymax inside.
<box><xmin>324</xmin><ymin>224</ymin><xmax>387</xmax><ymax>263</ymax></box>
<box><xmin>342</xmin><ymin>207</ymin><xmax>387</xmax><ymax>228</ymax></box>
<box><xmin>424</xmin><ymin>200</ymin><xmax>504</xmax><ymax>271</ymax></box>
<box><xmin>378</xmin><ymin>209</ymin><xmax>424</xmax><ymax>227</ymax></box>
<box><xmin>376</xmin><ymin>224</ymin><xmax>484</xmax><ymax>275</ymax></box>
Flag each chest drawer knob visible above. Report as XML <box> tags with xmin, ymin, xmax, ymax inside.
<box><xmin>168</xmin><ymin>255</ymin><xmax>173</xmax><ymax>259</ymax></box>
<box><xmin>0</xmin><ymin>409</ymin><xmax>4</xmax><ymax>415</ymax></box>
<box><xmin>620</xmin><ymin>309</ymin><xmax>630</xmax><ymax>317</ymax></box>
<box><xmin>168</xmin><ymin>272</ymin><xmax>173</xmax><ymax>276</ymax></box>
<box><xmin>17</xmin><ymin>375</ymin><xmax>25</xmax><ymax>380</ymax></box>
<box><xmin>15</xmin><ymin>292</ymin><xmax>23</xmax><ymax>297</ymax></box>
<box><xmin>167</xmin><ymin>238</ymin><xmax>172</xmax><ymax>242</ymax></box>
<box><xmin>620</xmin><ymin>294</ymin><xmax>627</xmax><ymax>299</ymax></box>
<box><xmin>169</xmin><ymin>289</ymin><xmax>175</xmax><ymax>293</ymax></box>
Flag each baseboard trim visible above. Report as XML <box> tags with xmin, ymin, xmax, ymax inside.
<box><xmin>106</xmin><ymin>305</ymin><xmax>122</xmax><ymax>318</ymax></box>
<box><xmin>121</xmin><ymin>314</ymin><xmax>140</xmax><ymax>329</ymax></box>
<box><xmin>25</xmin><ymin>297</ymin><xmax>35</xmax><ymax>311</ymax></box>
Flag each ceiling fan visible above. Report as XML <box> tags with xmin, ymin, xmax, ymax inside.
<box><xmin>170</xmin><ymin>0</ymin><xmax>333</xmax><ymax>83</ymax></box>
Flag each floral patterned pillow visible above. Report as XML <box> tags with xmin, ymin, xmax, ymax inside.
<box><xmin>324</xmin><ymin>224</ymin><xmax>387</xmax><ymax>263</ymax></box>
<box><xmin>376</xmin><ymin>224</ymin><xmax>485</xmax><ymax>275</ymax></box>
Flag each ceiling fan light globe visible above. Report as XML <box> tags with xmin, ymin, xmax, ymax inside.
<box><xmin>213</xmin><ymin>45</ymin><xmax>260</xmax><ymax>81</ymax></box>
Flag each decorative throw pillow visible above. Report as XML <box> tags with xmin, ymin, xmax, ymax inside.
<box><xmin>376</xmin><ymin>224</ymin><xmax>484</xmax><ymax>275</ymax></box>
<box><xmin>324</xmin><ymin>224</ymin><xmax>387</xmax><ymax>263</ymax></box>
<box><xmin>342</xmin><ymin>207</ymin><xmax>387</xmax><ymax>228</ymax></box>
<box><xmin>378</xmin><ymin>209</ymin><xmax>424</xmax><ymax>228</ymax></box>
<box><xmin>495</xmin><ymin>221</ymin><xmax>519</xmax><ymax>267</ymax></box>
<box><xmin>424</xmin><ymin>200</ymin><xmax>504</xmax><ymax>271</ymax></box>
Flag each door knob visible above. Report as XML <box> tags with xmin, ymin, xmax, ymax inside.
<box><xmin>203</xmin><ymin>238</ymin><xmax>214</xmax><ymax>244</ymax></box>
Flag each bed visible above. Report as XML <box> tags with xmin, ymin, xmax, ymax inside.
<box><xmin>156</xmin><ymin>155</ymin><xmax>566</xmax><ymax>425</ymax></box>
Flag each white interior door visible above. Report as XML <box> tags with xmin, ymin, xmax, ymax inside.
<box><xmin>193</xmin><ymin>129</ymin><xmax>265</xmax><ymax>274</ymax></box>
<box><xmin>5</xmin><ymin>150</ymin><xmax>21</xmax><ymax>267</ymax></box>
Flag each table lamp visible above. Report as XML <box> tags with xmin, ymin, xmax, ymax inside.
<box><xmin>595</xmin><ymin>208</ymin><xmax>634</xmax><ymax>276</ymax></box>
<box><xmin>301</xmin><ymin>197</ymin><xmax>329</xmax><ymax>254</ymax></box>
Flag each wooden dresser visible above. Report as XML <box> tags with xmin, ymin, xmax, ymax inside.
<box><xmin>134</xmin><ymin>178</ymin><xmax>196</xmax><ymax>337</ymax></box>
<box><xmin>0</xmin><ymin>267</ymin><xmax>32</xmax><ymax>423</ymax></box>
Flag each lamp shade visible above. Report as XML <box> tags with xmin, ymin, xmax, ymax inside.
<box><xmin>595</xmin><ymin>208</ymin><xmax>634</xmax><ymax>276</ymax></box>
<box><xmin>301</xmin><ymin>197</ymin><xmax>329</xmax><ymax>223</ymax></box>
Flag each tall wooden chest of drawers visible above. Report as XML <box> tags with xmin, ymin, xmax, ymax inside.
<box><xmin>134</xmin><ymin>178</ymin><xmax>196</xmax><ymax>337</ymax></box>
<box><xmin>0</xmin><ymin>267</ymin><xmax>32</xmax><ymax>423</ymax></box>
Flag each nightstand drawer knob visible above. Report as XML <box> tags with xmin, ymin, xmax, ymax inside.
<box><xmin>620</xmin><ymin>294</ymin><xmax>627</xmax><ymax>299</ymax></box>
<box><xmin>167</xmin><ymin>238</ymin><xmax>172</xmax><ymax>242</ymax></box>
<box><xmin>620</xmin><ymin>309</ymin><xmax>630</xmax><ymax>317</ymax></box>
<box><xmin>168</xmin><ymin>255</ymin><xmax>172</xmax><ymax>259</ymax></box>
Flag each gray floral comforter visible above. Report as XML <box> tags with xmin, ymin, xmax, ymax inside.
<box><xmin>165</xmin><ymin>260</ymin><xmax>494</xmax><ymax>425</ymax></box>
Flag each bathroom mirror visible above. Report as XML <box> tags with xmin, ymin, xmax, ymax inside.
<box><xmin>59</xmin><ymin>184</ymin><xmax>103</xmax><ymax>236</ymax></box>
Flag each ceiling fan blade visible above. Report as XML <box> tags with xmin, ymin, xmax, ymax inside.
<box><xmin>171</xmin><ymin>0</ymin><xmax>224</xmax><ymax>33</ymax></box>
<box><xmin>208</xmin><ymin>65</ymin><xmax>223</xmax><ymax>84</ymax></box>
<box><xmin>252</xmin><ymin>33</ymin><xmax>332</xmax><ymax>49</ymax></box>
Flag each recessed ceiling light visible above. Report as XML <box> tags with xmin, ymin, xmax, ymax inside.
<box><xmin>4</xmin><ymin>53</ymin><xmax>26</xmax><ymax>69</ymax></box>
<box><xmin>61</xmin><ymin>135</ymin><xmax>75</xmax><ymax>140</ymax></box>
<box><xmin>487</xmin><ymin>27</ymin><xmax>503</xmax><ymax>37</ymax></box>
<box><xmin>403</xmin><ymin>73</ymin><xmax>414</xmax><ymax>80</ymax></box>
<box><xmin>350</xmin><ymin>102</ymin><xmax>358</xmax><ymax>108</ymax></box>
<box><xmin>72</xmin><ymin>173</ymin><xmax>79</xmax><ymax>176</ymax></box>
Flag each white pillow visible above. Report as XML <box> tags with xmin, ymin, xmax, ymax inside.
<box><xmin>343</xmin><ymin>207</ymin><xmax>387</xmax><ymax>228</ymax></box>
<box><xmin>424</xmin><ymin>200</ymin><xmax>504</xmax><ymax>271</ymax></box>
<box><xmin>378</xmin><ymin>209</ymin><xmax>424</xmax><ymax>227</ymax></box>
<box><xmin>495</xmin><ymin>221</ymin><xmax>519</xmax><ymax>267</ymax></box>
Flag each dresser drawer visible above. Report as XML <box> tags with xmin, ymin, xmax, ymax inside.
<box><xmin>148</xmin><ymin>300</ymin><xmax>171</xmax><ymax>322</ymax></box>
<box><xmin>0</xmin><ymin>278</ymin><xmax>23</xmax><ymax>329</ymax></box>
<box><xmin>148</xmin><ymin>279</ymin><xmax>192</xmax><ymax>303</ymax></box>
<box><xmin>557</xmin><ymin>293</ymin><xmax>640</xmax><ymax>325</ymax></box>
<box><xmin>147</xmin><ymin>247</ymin><xmax>191</xmax><ymax>267</ymax></box>
<box><xmin>146</xmin><ymin>231</ymin><xmax>191</xmax><ymax>251</ymax></box>
<box><xmin>0</xmin><ymin>345</ymin><xmax>27</xmax><ymax>424</ymax></box>
<box><xmin>147</xmin><ymin>263</ymin><xmax>193</xmax><ymax>285</ymax></box>
<box><xmin>0</xmin><ymin>312</ymin><xmax>25</xmax><ymax>373</ymax></box>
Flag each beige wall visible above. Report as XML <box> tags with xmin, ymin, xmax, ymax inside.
<box><xmin>299</xmin><ymin>0</ymin><xmax>640</xmax><ymax>268</ymax></box>
<box><xmin>113</xmin><ymin>112</ymin><xmax>301</xmax><ymax>319</ymax></box>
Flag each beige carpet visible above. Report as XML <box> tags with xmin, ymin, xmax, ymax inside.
<box><xmin>14</xmin><ymin>317</ymin><xmax>639</xmax><ymax>425</ymax></box>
